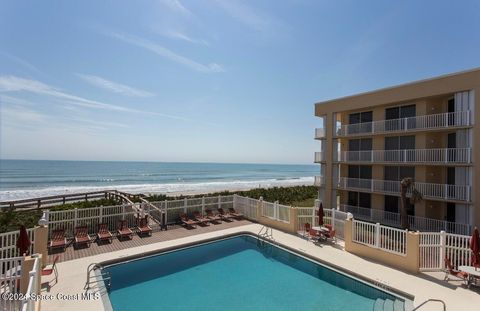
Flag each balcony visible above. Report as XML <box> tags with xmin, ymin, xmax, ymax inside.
<box><xmin>339</xmin><ymin>204</ymin><xmax>471</xmax><ymax>235</ymax></box>
<box><xmin>337</xmin><ymin>148</ymin><xmax>472</xmax><ymax>164</ymax></box>
<box><xmin>314</xmin><ymin>151</ymin><xmax>325</xmax><ymax>163</ymax></box>
<box><xmin>314</xmin><ymin>128</ymin><xmax>326</xmax><ymax>139</ymax></box>
<box><xmin>314</xmin><ymin>176</ymin><xmax>325</xmax><ymax>187</ymax></box>
<box><xmin>336</xmin><ymin>111</ymin><xmax>472</xmax><ymax>137</ymax></box>
<box><xmin>335</xmin><ymin>177</ymin><xmax>471</xmax><ymax>202</ymax></box>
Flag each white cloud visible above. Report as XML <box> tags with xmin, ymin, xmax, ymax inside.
<box><xmin>0</xmin><ymin>75</ymin><xmax>187</xmax><ymax>120</ymax></box>
<box><xmin>75</xmin><ymin>73</ymin><xmax>155</xmax><ymax>97</ymax></box>
<box><xmin>104</xmin><ymin>31</ymin><xmax>224</xmax><ymax>73</ymax></box>
<box><xmin>0</xmin><ymin>51</ymin><xmax>42</xmax><ymax>75</ymax></box>
<box><xmin>214</xmin><ymin>0</ymin><xmax>271</xmax><ymax>32</ymax></box>
<box><xmin>160</xmin><ymin>0</ymin><xmax>192</xmax><ymax>16</ymax></box>
<box><xmin>165</xmin><ymin>31</ymin><xmax>209</xmax><ymax>46</ymax></box>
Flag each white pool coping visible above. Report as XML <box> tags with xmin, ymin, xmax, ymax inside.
<box><xmin>41</xmin><ymin>223</ymin><xmax>480</xmax><ymax>311</ymax></box>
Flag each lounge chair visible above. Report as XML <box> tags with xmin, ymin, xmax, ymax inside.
<box><xmin>228</xmin><ymin>207</ymin><xmax>244</xmax><ymax>219</ymax></box>
<box><xmin>137</xmin><ymin>217</ymin><xmax>152</xmax><ymax>236</ymax></box>
<box><xmin>180</xmin><ymin>213</ymin><xmax>198</xmax><ymax>228</ymax></box>
<box><xmin>205</xmin><ymin>209</ymin><xmax>222</xmax><ymax>223</ymax></box>
<box><xmin>49</xmin><ymin>229</ymin><xmax>67</xmax><ymax>252</ymax></box>
<box><xmin>117</xmin><ymin>220</ymin><xmax>133</xmax><ymax>240</ymax></box>
<box><xmin>74</xmin><ymin>226</ymin><xmax>92</xmax><ymax>248</ymax></box>
<box><xmin>444</xmin><ymin>257</ymin><xmax>468</xmax><ymax>283</ymax></box>
<box><xmin>193</xmin><ymin>211</ymin><xmax>210</xmax><ymax>225</ymax></box>
<box><xmin>217</xmin><ymin>208</ymin><xmax>235</xmax><ymax>221</ymax></box>
<box><xmin>97</xmin><ymin>223</ymin><xmax>113</xmax><ymax>243</ymax></box>
<box><xmin>42</xmin><ymin>255</ymin><xmax>59</xmax><ymax>286</ymax></box>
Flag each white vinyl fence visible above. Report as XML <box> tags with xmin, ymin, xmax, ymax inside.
<box><xmin>233</xmin><ymin>195</ymin><xmax>258</xmax><ymax>220</ymax></box>
<box><xmin>0</xmin><ymin>229</ymin><xmax>35</xmax><ymax>258</ymax></box>
<box><xmin>0</xmin><ymin>256</ymin><xmax>24</xmax><ymax>311</ymax></box>
<box><xmin>21</xmin><ymin>255</ymin><xmax>40</xmax><ymax>311</ymax></box>
<box><xmin>419</xmin><ymin>231</ymin><xmax>472</xmax><ymax>271</ymax></box>
<box><xmin>352</xmin><ymin>219</ymin><xmax>407</xmax><ymax>256</ymax></box>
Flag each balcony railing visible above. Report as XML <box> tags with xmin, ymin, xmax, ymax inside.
<box><xmin>337</xmin><ymin>148</ymin><xmax>472</xmax><ymax>164</ymax></box>
<box><xmin>336</xmin><ymin>111</ymin><xmax>472</xmax><ymax>137</ymax></box>
<box><xmin>335</xmin><ymin>177</ymin><xmax>471</xmax><ymax>202</ymax></box>
<box><xmin>339</xmin><ymin>204</ymin><xmax>471</xmax><ymax>235</ymax></box>
<box><xmin>314</xmin><ymin>151</ymin><xmax>325</xmax><ymax>163</ymax></box>
<box><xmin>314</xmin><ymin>176</ymin><xmax>325</xmax><ymax>187</ymax></box>
<box><xmin>314</xmin><ymin>128</ymin><xmax>326</xmax><ymax>139</ymax></box>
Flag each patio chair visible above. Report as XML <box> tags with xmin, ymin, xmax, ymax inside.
<box><xmin>97</xmin><ymin>223</ymin><xmax>113</xmax><ymax>243</ymax></box>
<box><xmin>74</xmin><ymin>226</ymin><xmax>92</xmax><ymax>248</ymax></box>
<box><xmin>49</xmin><ymin>229</ymin><xmax>67</xmax><ymax>252</ymax></box>
<box><xmin>117</xmin><ymin>220</ymin><xmax>134</xmax><ymax>240</ymax></box>
<box><xmin>324</xmin><ymin>229</ymin><xmax>336</xmax><ymax>243</ymax></box>
<box><xmin>309</xmin><ymin>228</ymin><xmax>321</xmax><ymax>242</ymax></box>
<box><xmin>180</xmin><ymin>213</ymin><xmax>198</xmax><ymax>228</ymax></box>
<box><xmin>193</xmin><ymin>211</ymin><xmax>210</xmax><ymax>226</ymax></box>
<box><xmin>42</xmin><ymin>255</ymin><xmax>59</xmax><ymax>286</ymax></box>
<box><xmin>297</xmin><ymin>223</ymin><xmax>311</xmax><ymax>239</ymax></box>
<box><xmin>217</xmin><ymin>208</ymin><xmax>235</xmax><ymax>221</ymax></box>
<box><xmin>137</xmin><ymin>217</ymin><xmax>152</xmax><ymax>236</ymax></box>
<box><xmin>444</xmin><ymin>257</ymin><xmax>468</xmax><ymax>283</ymax></box>
<box><xmin>228</xmin><ymin>207</ymin><xmax>244</xmax><ymax>219</ymax></box>
<box><xmin>205</xmin><ymin>209</ymin><xmax>222</xmax><ymax>223</ymax></box>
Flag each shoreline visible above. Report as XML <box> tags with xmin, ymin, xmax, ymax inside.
<box><xmin>0</xmin><ymin>177</ymin><xmax>314</xmax><ymax>201</ymax></box>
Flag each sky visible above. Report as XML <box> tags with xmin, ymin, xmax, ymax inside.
<box><xmin>0</xmin><ymin>0</ymin><xmax>479</xmax><ymax>164</ymax></box>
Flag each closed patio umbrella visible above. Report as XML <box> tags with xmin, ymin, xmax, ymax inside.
<box><xmin>317</xmin><ymin>202</ymin><xmax>324</xmax><ymax>226</ymax></box>
<box><xmin>470</xmin><ymin>227</ymin><xmax>480</xmax><ymax>267</ymax></box>
<box><xmin>16</xmin><ymin>225</ymin><xmax>31</xmax><ymax>256</ymax></box>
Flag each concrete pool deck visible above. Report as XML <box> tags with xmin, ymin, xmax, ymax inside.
<box><xmin>42</xmin><ymin>223</ymin><xmax>480</xmax><ymax>311</ymax></box>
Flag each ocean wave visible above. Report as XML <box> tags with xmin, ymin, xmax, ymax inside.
<box><xmin>0</xmin><ymin>177</ymin><xmax>315</xmax><ymax>201</ymax></box>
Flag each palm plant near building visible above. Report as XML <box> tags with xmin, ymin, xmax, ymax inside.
<box><xmin>400</xmin><ymin>177</ymin><xmax>423</xmax><ymax>230</ymax></box>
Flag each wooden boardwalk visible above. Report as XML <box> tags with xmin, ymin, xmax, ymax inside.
<box><xmin>48</xmin><ymin>219</ymin><xmax>252</xmax><ymax>263</ymax></box>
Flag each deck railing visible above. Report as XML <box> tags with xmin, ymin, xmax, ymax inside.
<box><xmin>21</xmin><ymin>255</ymin><xmax>40</xmax><ymax>311</ymax></box>
<box><xmin>336</xmin><ymin>177</ymin><xmax>471</xmax><ymax>202</ymax></box>
<box><xmin>0</xmin><ymin>256</ymin><xmax>24</xmax><ymax>311</ymax></box>
<box><xmin>314</xmin><ymin>176</ymin><xmax>325</xmax><ymax>187</ymax></box>
<box><xmin>336</xmin><ymin>110</ymin><xmax>472</xmax><ymax>137</ymax></box>
<box><xmin>314</xmin><ymin>151</ymin><xmax>325</xmax><ymax>163</ymax></box>
<box><xmin>339</xmin><ymin>204</ymin><xmax>471</xmax><ymax>235</ymax></box>
<box><xmin>314</xmin><ymin>128</ymin><xmax>326</xmax><ymax>139</ymax></box>
<box><xmin>337</xmin><ymin>148</ymin><xmax>472</xmax><ymax>164</ymax></box>
<box><xmin>0</xmin><ymin>229</ymin><xmax>35</xmax><ymax>258</ymax></box>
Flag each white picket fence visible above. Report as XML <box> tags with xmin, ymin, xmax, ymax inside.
<box><xmin>0</xmin><ymin>256</ymin><xmax>24</xmax><ymax>311</ymax></box>
<box><xmin>0</xmin><ymin>229</ymin><xmax>35</xmax><ymax>258</ymax></box>
<box><xmin>233</xmin><ymin>195</ymin><xmax>259</xmax><ymax>220</ymax></box>
<box><xmin>419</xmin><ymin>231</ymin><xmax>472</xmax><ymax>271</ymax></box>
<box><xmin>352</xmin><ymin>219</ymin><xmax>407</xmax><ymax>256</ymax></box>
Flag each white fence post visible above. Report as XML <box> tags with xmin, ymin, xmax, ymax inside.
<box><xmin>375</xmin><ymin>223</ymin><xmax>381</xmax><ymax>248</ymax></box>
<box><xmin>184</xmin><ymin>198</ymin><xmax>188</xmax><ymax>214</ymax></box>
<box><xmin>331</xmin><ymin>209</ymin><xmax>336</xmax><ymax>230</ymax></box>
<box><xmin>99</xmin><ymin>206</ymin><xmax>103</xmax><ymax>223</ymax></box>
<box><xmin>218</xmin><ymin>195</ymin><xmax>222</xmax><ymax>210</ymax></box>
<box><xmin>74</xmin><ymin>208</ymin><xmax>78</xmax><ymax>228</ymax></box>
<box><xmin>440</xmin><ymin>230</ymin><xmax>446</xmax><ymax>269</ymax></box>
<box><xmin>122</xmin><ymin>205</ymin><xmax>126</xmax><ymax>220</ymax></box>
<box><xmin>202</xmin><ymin>196</ymin><xmax>205</xmax><ymax>215</ymax></box>
<box><xmin>259</xmin><ymin>196</ymin><xmax>264</xmax><ymax>216</ymax></box>
<box><xmin>274</xmin><ymin>201</ymin><xmax>279</xmax><ymax>220</ymax></box>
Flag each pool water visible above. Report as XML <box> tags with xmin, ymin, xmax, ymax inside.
<box><xmin>105</xmin><ymin>235</ymin><xmax>405</xmax><ymax>311</ymax></box>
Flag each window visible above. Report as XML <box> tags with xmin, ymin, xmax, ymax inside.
<box><xmin>384</xmin><ymin>195</ymin><xmax>414</xmax><ymax>216</ymax></box>
<box><xmin>385</xmin><ymin>104</ymin><xmax>416</xmax><ymax>131</ymax></box>
<box><xmin>385</xmin><ymin>136</ymin><xmax>415</xmax><ymax>150</ymax></box>
<box><xmin>347</xmin><ymin>191</ymin><xmax>371</xmax><ymax>209</ymax></box>
<box><xmin>384</xmin><ymin>166</ymin><xmax>415</xmax><ymax>181</ymax></box>
<box><xmin>348</xmin><ymin>111</ymin><xmax>372</xmax><ymax>134</ymax></box>
<box><xmin>349</xmin><ymin>165</ymin><xmax>372</xmax><ymax>179</ymax></box>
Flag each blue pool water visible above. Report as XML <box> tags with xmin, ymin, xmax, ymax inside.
<box><xmin>105</xmin><ymin>236</ymin><xmax>403</xmax><ymax>311</ymax></box>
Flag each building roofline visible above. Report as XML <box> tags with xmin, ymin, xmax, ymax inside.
<box><xmin>314</xmin><ymin>67</ymin><xmax>480</xmax><ymax>106</ymax></box>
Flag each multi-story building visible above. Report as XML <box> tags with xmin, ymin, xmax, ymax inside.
<box><xmin>314</xmin><ymin>68</ymin><xmax>480</xmax><ymax>234</ymax></box>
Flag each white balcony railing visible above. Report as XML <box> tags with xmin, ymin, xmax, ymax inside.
<box><xmin>314</xmin><ymin>151</ymin><xmax>325</xmax><ymax>163</ymax></box>
<box><xmin>314</xmin><ymin>176</ymin><xmax>325</xmax><ymax>187</ymax></box>
<box><xmin>339</xmin><ymin>204</ymin><xmax>472</xmax><ymax>235</ymax></box>
<box><xmin>335</xmin><ymin>177</ymin><xmax>471</xmax><ymax>202</ymax></box>
<box><xmin>314</xmin><ymin>128</ymin><xmax>326</xmax><ymax>139</ymax></box>
<box><xmin>336</xmin><ymin>111</ymin><xmax>472</xmax><ymax>137</ymax></box>
<box><xmin>337</xmin><ymin>148</ymin><xmax>472</xmax><ymax>164</ymax></box>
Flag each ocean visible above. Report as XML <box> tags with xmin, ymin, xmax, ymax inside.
<box><xmin>0</xmin><ymin>160</ymin><xmax>317</xmax><ymax>201</ymax></box>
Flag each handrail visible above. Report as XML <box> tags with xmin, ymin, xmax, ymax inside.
<box><xmin>84</xmin><ymin>263</ymin><xmax>111</xmax><ymax>291</ymax></box>
<box><xmin>412</xmin><ymin>299</ymin><xmax>446</xmax><ymax>311</ymax></box>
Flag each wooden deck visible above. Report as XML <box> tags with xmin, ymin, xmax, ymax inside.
<box><xmin>48</xmin><ymin>219</ymin><xmax>252</xmax><ymax>263</ymax></box>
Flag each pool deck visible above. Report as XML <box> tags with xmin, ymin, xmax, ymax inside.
<box><xmin>42</xmin><ymin>222</ymin><xmax>480</xmax><ymax>311</ymax></box>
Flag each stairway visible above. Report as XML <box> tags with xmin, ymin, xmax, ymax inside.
<box><xmin>373</xmin><ymin>298</ymin><xmax>405</xmax><ymax>311</ymax></box>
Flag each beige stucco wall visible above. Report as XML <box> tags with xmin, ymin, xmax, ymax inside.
<box><xmin>344</xmin><ymin>219</ymin><xmax>420</xmax><ymax>273</ymax></box>
<box><xmin>255</xmin><ymin>201</ymin><xmax>298</xmax><ymax>234</ymax></box>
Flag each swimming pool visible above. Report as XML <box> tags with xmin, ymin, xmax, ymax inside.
<box><xmin>103</xmin><ymin>235</ymin><xmax>410</xmax><ymax>311</ymax></box>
